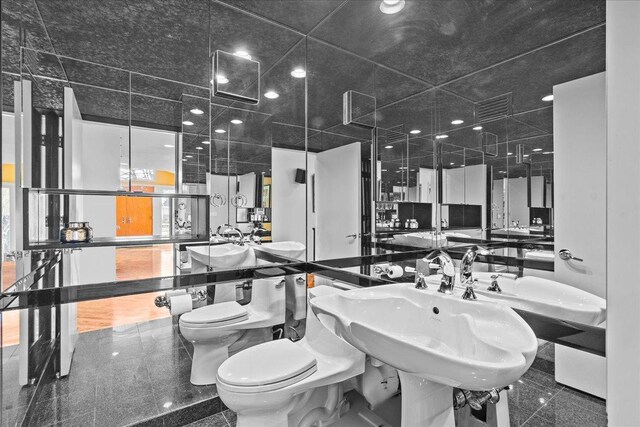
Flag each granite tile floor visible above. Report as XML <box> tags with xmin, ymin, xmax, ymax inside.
<box><xmin>3</xmin><ymin>327</ymin><xmax>605</xmax><ymax>427</ymax></box>
<box><xmin>187</xmin><ymin>343</ymin><xmax>606</xmax><ymax>427</ymax></box>
<box><xmin>1</xmin><ymin>317</ymin><xmax>219</xmax><ymax>427</ymax></box>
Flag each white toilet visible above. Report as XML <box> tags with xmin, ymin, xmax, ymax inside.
<box><xmin>179</xmin><ymin>275</ymin><xmax>286</xmax><ymax>385</ymax></box>
<box><xmin>216</xmin><ymin>286</ymin><xmax>365</xmax><ymax>427</ymax></box>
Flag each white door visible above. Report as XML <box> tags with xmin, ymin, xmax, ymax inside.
<box><xmin>315</xmin><ymin>142</ymin><xmax>361</xmax><ymax>260</ymax></box>
<box><xmin>554</xmin><ymin>72</ymin><xmax>606</xmax><ymax>298</ymax></box>
<box><xmin>553</xmin><ymin>72</ymin><xmax>606</xmax><ymax>398</ymax></box>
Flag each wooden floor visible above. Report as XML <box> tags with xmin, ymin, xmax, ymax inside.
<box><xmin>2</xmin><ymin>245</ymin><xmax>174</xmax><ymax>347</ymax></box>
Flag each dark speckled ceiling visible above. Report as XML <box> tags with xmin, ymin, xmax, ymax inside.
<box><xmin>1</xmin><ymin>0</ymin><xmax>605</xmax><ymax>184</ymax></box>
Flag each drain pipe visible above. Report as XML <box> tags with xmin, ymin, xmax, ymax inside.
<box><xmin>453</xmin><ymin>387</ymin><xmax>505</xmax><ymax>411</ymax></box>
<box><xmin>298</xmin><ymin>383</ymin><xmax>343</xmax><ymax>427</ymax></box>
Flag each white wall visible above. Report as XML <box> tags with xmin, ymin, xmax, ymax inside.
<box><xmin>530</xmin><ymin>176</ymin><xmax>545</xmax><ymax>208</ymax></box>
<box><xmin>271</xmin><ymin>148</ymin><xmax>313</xmax><ymax>249</ymax></box>
<box><xmin>606</xmin><ymin>1</ymin><xmax>640</xmax><ymax>423</ymax></box>
<box><xmin>492</xmin><ymin>179</ymin><xmax>505</xmax><ymax>229</ymax></box>
<box><xmin>506</xmin><ymin>178</ymin><xmax>529</xmax><ymax>226</ymax></box>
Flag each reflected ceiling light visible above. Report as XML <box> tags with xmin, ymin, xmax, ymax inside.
<box><xmin>196</xmin><ymin>146</ymin><xmax>203</xmax><ymax>150</ymax></box>
<box><xmin>264</xmin><ymin>91</ymin><xmax>279</xmax><ymax>99</ymax></box>
<box><xmin>533</xmin><ymin>148</ymin><xmax>543</xmax><ymax>152</ymax></box>
<box><xmin>500</xmin><ymin>170</ymin><xmax>507</xmax><ymax>173</ymax></box>
<box><xmin>230</xmin><ymin>119</ymin><xmax>243</xmax><ymax>124</ymax></box>
<box><xmin>473</xmin><ymin>125</ymin><xmax>483</xmax><ymax>131</ymax></box>
<box><xmin>234</xmin><ymin>50</ymin><xmax>252</xmax><ymax>60</ymax></box>
<box><xmin>185</xmin><ymin>155</ymin><xmax>193</xmax><ymax>158</ymax></box>
<box><xmin>216</xmin><ymin>75</ymin><xmax>229</xmax><ymax>84</ymax></box>
<box><xmin>382</xmin><ymin>169</ymin><xmax>388</xmax><ymax>172</ymax></box>
<box><xmin>541</xmin><ymin>94</ymin><xmax>554</xmax><ymax>102</ymax></box>
<box><xmin>190</xmin><ymin>108</ymin><xmax>204</xmax><ymax>115</ymax></box>
<box><xmin>450</xmin><ymin>162</ymin><xmax>455</xmax><ymax>165</ymax></box>
<box><xmin>451</xmin><ymin>119</ymin><xmax>464</xmax><ymax>125</ymax></box>
<box><xmin>543</xmin><ymin>151</ymin><xmax>553</xmax><ymax>154</ymax></box>
<box><xmin>523</xmin><ymin>154</ymin><xmax>530</xmax><ymax>157</ymax></box>
<box><xmin>201</xmin><ymin>140</ymin><xmax>210</xmax><ymax>145</ymax></box>
<box><xmin>182</xmin><ymin>120</ymin><xmax>194</xmax><ymax>126</ymax></box>
<box><xmin>385</xmin><ymin>145</ymin><xmax>393</xmax><ymax>149</ymax></box>
<box><xmin>507</xmin><ymin>152</ymin><xmax>513</xmax><ymax>155</ymax></box>
<box><xmin>379</xmin><ymin>0</ymin><xmax>406</xmax><ymax>14</ymax></box>
<box><xmin>164</xmin><ymin>144</ymin><xmax>174</xmax><ymax>148</ymax></box>
<box><xmin>435</xmin><ymin>134</ymin><xmax>448</xmax><ymax>139</ymax></box>
<box><xmin>460</xmin><ymin>164</ymin><xmax>465</xmax><ymax>167</ymax></box>
<box><xmin>290</xmin><ymin>68</ymin><xmax>306</xmax><ymax>78</ymax></box>
<box><xmin>182</xmin><ymin>159</ymin><xmax>187</xmax><ymax>162</ymax></box>
<box><xmin>214</xmin><ymin>129</ymin><xmax>226</xmax><ymax>134</ymax></box>
<box><xmin>409</xmin><ymin>129</ymin><xmax>421</xmax><ymax>134</ymax></box>
<box><xmin>163</xmin><ymin>402</ymin><xmax>173</xmax><ymax>409</ymax></box>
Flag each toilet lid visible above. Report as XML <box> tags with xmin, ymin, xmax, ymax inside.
<box><xmin>180</xmin><ymin>301</ymin><xmax>248</xmax><ymax>327</ymax></box>
<box><xmin>217</xmin><ymin>339</ymin><xmax>317</xmax><ymax>392</ymax></box>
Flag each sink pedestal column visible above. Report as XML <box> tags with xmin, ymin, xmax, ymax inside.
<box><xmin>398</xmin><ymin>371</ymin><xmax>455</xmax><ymax>427</ymax></box>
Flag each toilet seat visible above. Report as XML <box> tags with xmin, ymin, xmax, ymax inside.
<box><xmin>217</xmin><ymin>339</ymin><xmax>318</xmax><ymax>393</ymax></box>
<box><xmin>180</xmin><ymin>301</ymin><xmax>248</xmax><ymax>328</ymax></box>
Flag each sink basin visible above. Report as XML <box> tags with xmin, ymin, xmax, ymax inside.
<box><xmin>187</xmin><ymin>244</ymin><xmax>251</xmax><ymax>271</ymax></box>
<box><xmin>310</xmin><ymin>283</ymin><xmax>537</xmax><ymax>426</ymax></box>
<box><xmin>461</xmin><ymin>272</ymin><xmax>606</xmax><ymax>326</ymax></box>
<box><xmin>251</xmin><ymin>241</ymin><xmax>305</xmax><ymax>260</ymax></box>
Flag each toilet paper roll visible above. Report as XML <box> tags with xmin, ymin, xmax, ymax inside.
<box><xmin>169</xmin><ymin>294</ymin><xmax>193</xmax><ymax>316</ymax></box>
<box><xmin>165</xmin><ymin>289</ymin><xmax>187</xmax><ymax>300</ymax></box>
<box><xmin>386</xmin><ymin>265</ymin><xmax>404</xmax><ymax>279</ymax></box>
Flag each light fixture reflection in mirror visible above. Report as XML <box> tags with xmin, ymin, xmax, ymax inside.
<box><xmin>290</xmin><ymin>68</ymin><xmax>306</xmax><ymax>78</ymax></box>
<box><xmin>379</xmin><ymin>0</ymin><xmax>406</xmax><ymax>14</ymax></box>
<box><xmin>473</xmin><ymin>125</ymin><xmax>483</xmax><ymax>130</ymax></box>
<box><xmin>264</xmin><ymin>91</ymin><xmax>279</xmax><ymax>99</ymax></box>
<box><xmin>230</xmin><ymin>119</ymin><xmax>243</xmax><ymax>124</ymax></box>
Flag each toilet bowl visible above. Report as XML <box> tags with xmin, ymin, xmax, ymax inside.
<box><xmin>179</xmin><ymin>274</ymin><xmax>286</xmax><ymax>385</ymax></box>
<box><xmin>216</xmin><ymin>285</ymin><xmax>365</xmax><ymax>427</ymax></box>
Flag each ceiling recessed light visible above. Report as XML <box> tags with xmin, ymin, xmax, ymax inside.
<box><xmin>435</xmin><ymin>134</ymin><xmax>448</xmax><ymax>139</ymax></box>
<box><xmin>523</xmin><ymin>154</ymin><xmax>530</xmax><ymax>157</ymax></box>
<box><xmin>450</xmin><ymin>162</ymin><xmax>455</xmax><ymax>165</ymax></box>
<box><xmin>382</xmin><ymin>169</ymin><xmax>388</xmax><ymax>172</ymax></box>
<box><xmin>230</xmin><ymin>119</ymin><xmax>243</xmax><ymax>124</ymax></box>
<box><xmin>533</xmin><ymin>148</ymin><xmax>543</xmax><ymax>152</ymax></box>
<box><xmin>190</xmin><ymin>108</ymin><xmax>204</xmax><ymax>115</ymax></box>
<box><xmin>379</xmin><ymin>0</ymin><xmax>406</xmax><ymax>14</ymax></box>
<box><xmin>164</xmin><ymin>144</ymin><xmax>174</xmax><ymax>148</ymax></box>
<box><xmin>385</xmin><ymin>145</ymin><xmax>393</xmax><ymax>149</ymax></box>
<box><xmin>290</xmin><ymin>68</ymin><xmax>306</xmax><ymax>78</ymax></box>
<box><xmin>201</xmin><ymin>140</ymin><xmax>210</xmax><ymax>145</ymax></box>
<box><xmin>163</xmin><ymin>402</ymin><xmax>173</xmax><ymax>409</ymax></box>
<box><xmin>185</xmin><ymin>155</ymin><xmax>193</xmax><ymax>158</ymax></box>
<box><xmin>500</xmin><ymin>171</ymin><xmax>507</xmax><ymax>173</ymax></box>
<box><xmin>451</xmin><ymin>119</ymin><xmax>464</xmax><ymax>125</ymax></box>
<box><xmin>182</xmin><ymin>159</ymin><xmax>187</xmax><ymax>162</ymax></box>
<box><xmin>182</xmin><ymin>120</ymin><xmax>194</xmax><ymax>126</ymax></box>
<box><xmin>409</xmin><ymin>129</ymin><xmax>421</xmax><ymax>134</ymax></box>
<box><xmin>542</xmin><ymin>94</ymin><xmax>554</xmax><ymax>102</ymax></box>
<box><xmin>507</xmin><ymin>152</ymin><xmax>513</xmax><ymax>155</ymax></box>
<box><xmin>216</xmin><ymin>75</ymin><xmax>229</xmax><ymax>84</ymax></box>
<box><xmin>234</xmin><ymin>50</ymin><xmax>252</xmax><ymax>60</ymax></box>
<box><xmin>473</xmin><ymin>126</ymin><xmax>483</xmax><ymax>131</ymax></box>
<box><xmin>543</xmin><ymin>151</ymin><xmax>553</xmax><ymax>154</ymax></box>
<box><xmin>264</xmin><ymin>91</ymin><xmax>279</xmax><ymax>99</ymax></box>
<box><xmin>214</xmin><ymin>129</ymin><xmax>226</xmax><ymax>134</ymax></box>
<box><xmin>196</xmin><ymin>146</ymin><xmax>203</xmax><ymax>150</ymax></box>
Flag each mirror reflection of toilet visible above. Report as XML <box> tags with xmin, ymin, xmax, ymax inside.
<box><xmin>178</xmin><ymin>268</ymin><xmax>286</xmax><ymax>385</ymax></box>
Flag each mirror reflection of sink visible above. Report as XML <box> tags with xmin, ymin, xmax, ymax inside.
<box><xmin>187</xmin><ymin>244</ymin><xmax>251</xmax><ymax>272</ymax></box>
<box><xmin>393</xmin><ymin>231</ymin><xmax>471</xmax><ymax>248</ymax></box>
<box><xmin>251</xmin><ymin>241</ymin><xmax>305</xmax><ymax>260</ymax></box>
<box><xmin>458</xmin><ymin>273</ymin><xmax>606</xmax><ymax>326</ymax></box>
<box><xmin>310</xmin><ymin>284</ymin><xmax>537</xmax><ymax>426</ymax></box>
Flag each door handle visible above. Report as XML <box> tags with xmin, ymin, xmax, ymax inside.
<box><xmin>346</xmin><ymin>234</ymin><xmax>357</xmax><ymax>239</ymax></box>
<box><xmin>559</xmin><ymin>249</ymin><xmax>583</xmax><ymax>262</ymax></box>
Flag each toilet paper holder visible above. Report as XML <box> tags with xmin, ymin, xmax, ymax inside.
<box><xmin>154</xmin><ymin>289</ymin><xmax>207</xmax><ymax>308</ymax></box>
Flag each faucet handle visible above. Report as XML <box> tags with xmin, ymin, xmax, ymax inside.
<box><xmin>462</xmin><ymin>279</ymin><xmax>478</xmax><ymax>300</ymax></box>
<box><xmin>488</xmin><ymin>276</ymin><xmax>502</xmax><ymax>293</ymax></box>
<box><xmin>415</xmin><ymin>273</ymin><xmax>427</xmax><ymax>290</ymax></box>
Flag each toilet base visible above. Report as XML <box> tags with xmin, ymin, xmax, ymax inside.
<box><xmin>191</xmin><ymin>343</ymin><xmax>229</xmax><ymax>386</ymax></box>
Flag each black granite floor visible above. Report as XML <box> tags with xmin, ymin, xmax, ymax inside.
<box><xmin>2</xmin><ymin>317</ymin><xmax>222</xmax><ymax>427</ymax></box>
<box><xmin>2</xmin><ymin>325</ymin><xmax>606</xmax><ymax>427</ymax></box>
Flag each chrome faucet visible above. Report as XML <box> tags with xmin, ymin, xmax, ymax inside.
<box><xmin>459</xmin><ymin>246</ymin><xmax>495</xmax><ymax>300</ymax></box>
<box><xmin>424</xmin><ymin>250</ymin><xmax>456</xmax><ymax>294</ymax></box>
<box><xmin>249</xmin><ymin>226</ymin><xmax>268</xmax><ymax>244</ymax></box>
<box><xmin>216</xmin><ymin>224</ymin><xmax>245</xmax><ymax>245</ymax></box>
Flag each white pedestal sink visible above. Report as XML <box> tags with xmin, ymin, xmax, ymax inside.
<box><xmin>187</xmin><ymin>244</ymin><xmax>254</xmax><ymax>302</ymax></box>
<box><xmin>441</xmin><ymin>272</ymin><xmax>607</xmax><ymax>326</ymax></box>
<box><xmin>251</xmin><ymin>241</ymin><xmax>305</xmax><ymax>261</ymax></box>
<box><xmin>310</xmin><ymin>284</ymin><xmax>537</xmax><ymax>427</ymax></box>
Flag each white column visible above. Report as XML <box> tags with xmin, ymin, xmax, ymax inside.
<box><xmin>606</xmin><ymin>1</ymin><xmax>640</xmax><ymax>424</ymax></box>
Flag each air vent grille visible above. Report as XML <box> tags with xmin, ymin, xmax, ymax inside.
<box><xmin>475</xmin><ymin>93</ymin><xmax>512</xmax><ymax>123</ymax></box>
